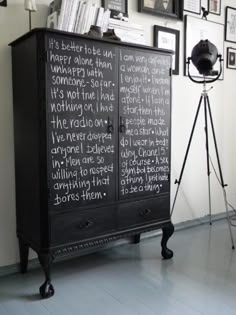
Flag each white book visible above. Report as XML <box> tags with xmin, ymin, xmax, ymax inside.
<box><xmin>73</xmin><ymin>1</ymin><xmax>83</xmax><ymax>32</ymax></box>
<box><xmin>93</xmin><ymin>7</ymin><xmax>99</xmax><ymax>26</ymax></box>
<box><xmin>67</xmin><ymin>0</ymin><xmax>81</xmax><ymax>32</ymax></box>
<box><xmin>57</xmin><ymin>0</ymin><xmax>67</xmax><ymax>30</ymax></box>
<box><xmin>64</xmin><ymin>0</ymin><xmax>74</xmax><ymax>31</ymax></box>
<box><xmin>95</xmin><ymin>7</ymin><xmax>104</xmax><ymax>27</ymax></box>
<box><xmin>85</xmin><ymin>3</ymin><xmax>97</xmax><ymax>33</ymax></box>
<box><xmin>114</xmin><ymin>28</ymin><xmax>144</xmax><ymax>36</ymax></box>
<box><xmin>109</xmin><ymin>18</ymin><xmax>143</xmax><ymax>31</ymax></box>
<box><xmin>76</xmin><ymin>1</ymin><xmax>87</xmax><ymax>34</ymax></box>
<box><xmin>101</xmin><ymin>9</ymin><xmax>111</xmax><ymax>32</ymax></box>
<box><xmin>91</xmin><ymin>3</ymin><xmax>98</xmax><ymax>27</ymax></box>
<box><xmin>61</xmin><ymin>0</ymin><xmax>71</xmax><ymax>30</ymax></box>
<box><xmin>80</xmin><ymin>1</ymin><xmax>92</xmax><ymax>34</ymax></box>
<box><xmin>109</xmin><ymin>25</ymin><xmax>145</xmax><ymax>36</ymax></box>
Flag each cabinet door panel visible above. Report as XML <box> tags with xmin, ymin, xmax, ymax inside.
<box><xmin>46</xmin><ymin>35</ymin><xmax>118</xmax><ymax>210</ymax></box>
<box><xmin>119</xmin><ymin>48</ymin><xmax>171</xmax><ymax>200</ymax></box>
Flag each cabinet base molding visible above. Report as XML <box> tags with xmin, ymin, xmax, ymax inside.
<box><xmin>18</xmin><ymin>223</ymin><xmax>174</xmax><ymax>299</ymax></box>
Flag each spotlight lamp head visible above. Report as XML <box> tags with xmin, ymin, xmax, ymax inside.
<box><xmin>187</xmin><ymin>39</ymin><xmax>223</xmax><ymax>84</ymax></box>
<box><xmin>191</xmin><ymin>40</ymin><xmax>218</xmax><ymax>76</ymax></box>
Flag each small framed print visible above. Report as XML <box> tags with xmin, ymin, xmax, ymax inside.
<box><xmin>154</xmin><ymin>25</ymin><xmax>180</xmax><ymax>75</ymax></box>
<box><xmin>138</xmin><ymin>0</ymin><xmax>183</xmax><ymax>20</ymax></box>
<box><xmin>102</xmin><ymin>0</ymin><xmax>128</xmax><ymax>17</ymax></box>
<box><xmin>225</xmin><ymin>7</ymin><xmax>236</xmax><ymax>43</ymax></box>
<box><xmin>227</xmin><ymin>47</ymin><xmax>236</xmax><ymax>69</ymax></box>
<box><xmin>0</xmin><ymin>0</ymin><xmax>7</xmax><ymax>7</ymax></box>
<box><xmin>208</xmin><ymin>0</ymin><xmax>221</xmax><ymax>15</ymax></box>
<box><xmin>184</xmin><ymin>0</ymin><xmax>201</xmax><ymax>15</ymax></box>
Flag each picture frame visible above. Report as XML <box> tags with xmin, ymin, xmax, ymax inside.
<box><xmin>102</xmin><ymin>0</ymin><xmax>128</xmax><ymax>17</ymax></box>
<box><xmin>184</xmin><ymin>15</ymin><xmax>224</xmax><ymax>79</ymax></box>
<box><xmin>154</xmin><ymin>25</ymin><xmax>180</xmax><ymax>75</ymax></box>
<box><xmin>0</xmin><ymin>0</ymin><xmax>7</xmax><ymax>6</ymax></box>
<box><xmin>225</xmin><ymin>7</ymin><xmax>236</xmax><ymax>43</ymax></box>
<box><xmin>138</xmin><ymin>0</ymin><xmax>183</xmax><ymax>20</ymax></box>
<box><xmin>184</xmin><ymin>0</ymin><xmax>201</xmax><ymax>15</ymax></box>
<box><xmin>227</xmin><ymin>47</ymin><xmax>236</xmax><ymax>69</ymax></box>
<box><xmin>208</xmin><ymin>0</ymin><xmax>221</xmax><ymax>15</ymax></box>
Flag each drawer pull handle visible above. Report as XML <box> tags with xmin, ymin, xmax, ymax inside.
<box><xmin>139</xmin><ymin>208</ymin><xmax>151</xmax><ymax>217</ymax></box>
<box><xmin>79</xmin><ymin>220</ymin><xmax>94</xmax><ymax>230</ymax></box>
<box><xmin>119</xmin><ymin>116</ymin><xmax>126</xmax><ymax>133</ymax></box>
<box><xmin>107</xmin><ymin>116</ymin><xmax>114</xmax><ymax>134</ymax></box>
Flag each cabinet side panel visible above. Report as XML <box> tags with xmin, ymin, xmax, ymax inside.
<box><xmin>11</xmin><ymin>35</ymin><xmax>43</xmax><ymax>249</ymax></box>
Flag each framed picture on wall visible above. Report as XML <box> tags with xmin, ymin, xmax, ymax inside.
<box><xmin>184</xmin><ymin>15</ymin><xmax>224</xmax><ymax>79</ymax></box>
<box><xmin>184</xmin><ymin>0</ymin><xmax>201</xmax><ymax>15</ymax></box>
<box><xmin>208</xmin><ymin>0</ymin><xmax>221</xmax><ymax>15</ymax></box>
<box><xmin>0</xmin><ymin>0</ymin><xmax>7</xmax><ymax>6</ymax></box>
<box><xmin>154</xmin><ymin>25</ymin><xmax>180</xmax><ymax>75</ymax></box>
<box><xmin>138</xmin><ymin>0</ymin><xmax>183</xmax><ymax>20</ymax></box>
<box><xmin>225</xmin><ymin>7</ymin><xmax>236</xmax><ymax>43</ymax></box>
<box><xmin>227</xmin><ymin>47</ymin><xmax>236</xmax><ymax>69</ymax></box>
<box><xmin>102</xmin><ymin>0</ymin><xmax>128</xmax><ymax>17</ymax></box>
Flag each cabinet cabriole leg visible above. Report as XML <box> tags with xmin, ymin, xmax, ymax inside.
<box><xmin>18</xmin><ymin>237</ymin><xmax>29</xmax><ymax>273</ymax></box>
<box><xmin>161</xmin><ymin>222</ymin><xmax>174</xmax><ymax>259</ymax></box>
<box><xmin>38</xmin><ymin>253</ymin><xmax>55</xmax><ymax>299</ymax></box>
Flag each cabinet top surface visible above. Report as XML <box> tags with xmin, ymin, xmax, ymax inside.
<box><xmin>9</xmin><ymin>27</ymin><xmax>173</xmax><ymax>55</ymax></box>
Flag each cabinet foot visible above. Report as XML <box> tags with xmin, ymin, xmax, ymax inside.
<box><xmin>38</xmin><ymin>253</ymin><xmax>55</xmax><ymax>299</ymax></box>
<box><xmin>39</xmin><ymin>280</ymin><xmax>55</xmax><ymax>299</ymax></box>
<box><xmin>161</xmin><ymin>222</ymin><xmax>174</xmax><ymax>259</ymax></box>
<box><xmin>18</xmin><ymin>238</ymin><xmax>29</xmax><ymax>273</ymax></box>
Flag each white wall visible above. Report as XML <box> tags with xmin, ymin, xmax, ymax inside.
<box><xmin>0</xmin><ymin>0</ymin><xmax>236</xmax><ymax>267</ymax></box>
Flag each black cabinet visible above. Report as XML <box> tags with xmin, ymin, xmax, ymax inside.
<box><xmin>10</xmin><ymin>29</ymin><xmax>174</xmax><ymax>299</ymax></box>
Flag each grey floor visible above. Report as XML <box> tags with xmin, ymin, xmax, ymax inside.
<box><xmin>0</xmin><ymin>220</ymin><xmax>236</xmax><ymax>315</ymax></box>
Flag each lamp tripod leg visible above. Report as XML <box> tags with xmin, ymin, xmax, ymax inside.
<box><xmin>203</xmin><ymin>95</ymin><xmax>212</xmax><ymax>225</ymax></box>
<box><xmin>171</xmin><ymin>95</ymin><xmax>203</xmax><ymax>217</ymax></box>
<box><xmin>206</xmin><ymin>95</ymin><xmax>235</xmax><ymax>249</ymax></box>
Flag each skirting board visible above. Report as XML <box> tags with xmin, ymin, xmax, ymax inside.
<box><xmin>0</xmin><ymin>211</ymin><xmax>234</xmax><ymax>277</ymax></box>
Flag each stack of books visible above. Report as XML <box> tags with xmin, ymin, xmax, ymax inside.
<box><xmin>47</xmin><ymin>0</ymin><xmax>111</xmax><ymax>34</ymax></box>
<box><xmin>107</xmin><ymin>18</ymin><xmax>146</xmax><ymax>45</ymax></box>
<box><xmin>46</xmin><ymin>0</ymin><xmax>145</xmax><ymax>45</ymax></box>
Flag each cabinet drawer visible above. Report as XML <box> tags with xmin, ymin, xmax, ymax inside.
<box><xmin>117</xmin><ymin>195</ymin><xmax>170</xmax><ymax>229</ymax></box>
<box><xmin>50</xmin><ymin>207</ymin><xmax>116</xmax><ymax>246</ymax></box>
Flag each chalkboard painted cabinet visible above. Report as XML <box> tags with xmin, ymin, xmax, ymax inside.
<box><xmin>10</xmin><ymin>29</ymin><xmax>174</xmax><ymax>298</ymax></box>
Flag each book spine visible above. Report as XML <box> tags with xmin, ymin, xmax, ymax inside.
<box><xmin>57</xmin><ymin>0</ymin><xmax>67</xmax><ymax>30</ymax></box>
<box><xmin>80</xmin><ymin>2</ymin><xmax>91</xmax><ymax>34</ymax></box>
<box><xmin>95</xmin><ymin>7</ymin><xmax>104</xmax><ymax>27</ymax></box>
<box><xmin>91</xmin><ymin>4</ymin><xmax>98</xmax><ymax>27</ymax></box>
<box><xmin>61</xmin><ymin>0</ymin><xmax>70</xmax><ymax>30</ymax></box>
<box><xmin>74</xmin><ymin>0</ymin><xmax>83</xmax><ymax>32</ymax></box>
<box><xmin>67</xmin><ymin>0</ymin><xmax>80</xmax><ymax>32</ymax></box>
<box><xmin>76</xmin><ymin>1</ymin><xmax>86</xmax><ymax>34</ymax></box>
<box><xmin>101</xmin><ymin>9</ymin><xmax>111</xmax><ymax>32</ymax></box>
<box><xmin>84</xmin><ymin>2</ymin><xmax>94</xmax><ymax>33</ymax></box>
<box><xmin>64</xmin><ymin>0</ymin><xmax>74</xmax><ymax>31</ymax></box>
